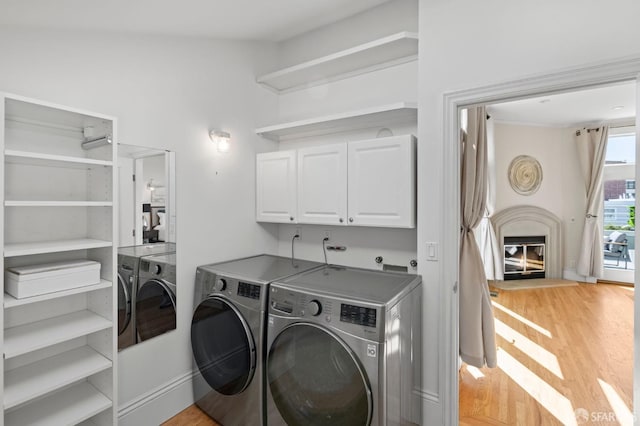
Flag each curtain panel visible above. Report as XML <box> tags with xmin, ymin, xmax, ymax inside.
<box><xmin>575</xmin><ymin>126</ymin><xmax>609</xmax><ymax>278</ymax></box>
<box><xmin>459</xmin><ymin>106</ymin><xmax>497</xmax><ymax>368</ymax></box>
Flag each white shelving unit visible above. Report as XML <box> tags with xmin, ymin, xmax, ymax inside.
<box><xmin>256</xmin><ymin>31</ymin><xmax>418</xmax><ymax>93</ymax></box>
<box><xmin>255</xmin><ymin>102</ymin><xmax>417</xmax><ymax>142</ymax></box>
<box><xmin>1</xmin><ymin>93</ymin><xmax>117</xmax><ymax>426</ymax></box>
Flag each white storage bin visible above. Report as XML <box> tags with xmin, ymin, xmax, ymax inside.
<box><xmin>5</xmin><ymin>260</ymin><xmax>101</xmax><ymax>299</ymax></box>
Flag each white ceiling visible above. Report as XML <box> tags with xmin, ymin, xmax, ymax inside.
<box><xmin>487</xmin><ymin>82</ymin><xmax>636</xmax><ymax>127</ymax></box>
<box><xmin>0</xmin><ymin>0</ymin><xmax>391</xmax><ymax>42</ymax></box>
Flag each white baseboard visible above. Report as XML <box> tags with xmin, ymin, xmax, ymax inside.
<box><xmin>563</xmin><ymin>268</ymin><xmax>596</xmax><ymax>283</ymax></box>
<box><xmin>118</xmin><ymin>371</ymin><xmax>195</xmax><ymax>426</ymax></box>
<box><xmin>418</xmin><ymin>389</ymin><xmax>444</xmax><ymax>425</ymax></box>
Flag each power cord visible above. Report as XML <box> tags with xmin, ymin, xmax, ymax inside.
<box><xmin>322</xmin><ymin>237</ymin><xmax>329</xmax><ymax>264</ymax></box>
<box><xmin>291</xmin><ymin>233</ymin><xmax>300</xmax><ymax>260</ymax></box>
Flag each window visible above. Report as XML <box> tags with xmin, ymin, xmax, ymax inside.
<box><xmin>602</xmin><ymin>126</ymin><xmax>636</xmax><ymax>271</ymax></box>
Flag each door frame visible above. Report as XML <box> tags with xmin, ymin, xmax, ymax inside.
<box><xmin>440</xmin><ymin>57</ymin><xmax>640</xmax><ymax>425</ymax></box>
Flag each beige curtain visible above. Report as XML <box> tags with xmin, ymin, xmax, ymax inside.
<box><xmin>575</xmin><ymin>126</ymin><xmax>609</xmax><ymax>278</ymax></box>
<box><xmin>476</xmin><ymin>118</ymin><xmax>503</xmax><ymax>280</ymax></box>
<box><xmin>459</xmin><ymin>106</ymin><xmax>497</xmax><ymax>368</ymax></box>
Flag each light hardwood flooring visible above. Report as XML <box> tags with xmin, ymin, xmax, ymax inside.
<box><xmin>460</xmin><ymin>283</ymin><xmax>633</xmax><ymax>426</ymax></box>
<box><xmin>162</xmin><ymin>405</ymin><xmax>219</xmax><ymax>426</ymax></box>
<box><xmin>163</xmin><ymin>284</ymin><xmax>633</xmax><ymax>426</ymax></box>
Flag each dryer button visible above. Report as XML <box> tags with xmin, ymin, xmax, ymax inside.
<box><xmin>367</xmin><ymin>344</ymin><xmax>377</xmax><ymax>358</ymax></box>
<box><xmin>325</xmin><ymin>315</ymin><xmax>331</xmax><ymax>323</ymax></box>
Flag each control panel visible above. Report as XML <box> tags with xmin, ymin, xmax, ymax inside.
<box><xmin>238</xmin><ymin>281</ymin><xmax>261</xmax><ymax>300</ymax></box>
<box><xmin>340</xmin><ymin>303</ymin><xmax>377</xmax><ymax>328</ymax></box>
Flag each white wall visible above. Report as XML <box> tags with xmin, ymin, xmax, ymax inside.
<box><xmin>418</xmin><ymin>0</ymin><xmax>640</xmax><ymax>423</ymax></box>
<box><xmin>492</xmin><ymin>123</ymin><xmax>585</xmax><ymax>273</ymax></box>
<box><xmin>264</xmin><ymin>0</ymin><xmax>420</xmax><ymax>272</ymax></box>
<box><xmin>0</xmin><ymin>27</ymin><xmax>280</xmax><ymax>423</ymax></box>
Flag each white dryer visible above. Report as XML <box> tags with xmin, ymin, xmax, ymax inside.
<box><xmin>266</xmin><ymin>265</ymin><xmax>422</xmax><ymax>426</ymax></box>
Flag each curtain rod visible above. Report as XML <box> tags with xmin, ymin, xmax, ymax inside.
<box><xmin>575</xmin><ymin>127</ymin><xmax>601</xmax><ymax>136</ymax></box>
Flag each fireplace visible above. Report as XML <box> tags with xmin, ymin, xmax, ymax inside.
<box><xmin>504</xmin><ymin>236</ymin><xmax>545</xmax><ymax>280</ymax></box>
<box><xmin>492</xmin><ymin>205</ymin><xmax>563</xmax><ymax>280</ymax></box>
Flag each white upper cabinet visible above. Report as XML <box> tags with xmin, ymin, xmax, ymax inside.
<box><xmin>297</xmin><ymin>144</ymin><xmax>348</xmax><ymax>225</ymax></box>
<box><xmin>256</xmin><ymin>150</ymin><xmax>297</xmax><ymax>223</ymax></box>
<box><xmin>347</xmin><ymin>135</ymin><xmax>416</xmax><ymax>228</ymax></box>
<box><xmin>256</xmin><ymin>135</ymin><xmax>416</xmax><ymax>228</ymax></box>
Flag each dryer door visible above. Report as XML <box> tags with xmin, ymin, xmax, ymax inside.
<box><xmin>268</xmin><ymin>323</ymin><xmax>372</xmax><ymax>426</ymax></box>
<box><xmin>117</xmin><ymin>273</ymin><xmax>131</xmax><ymax>336</ymax></box>
<box><xmin>191</xmin><ymin>296</ymin><xmax>257</xmax><ymax>395</ymax></box>
<box><xmin>136</xmin><ymin>278</ymin><xmax>177</xmax><ymax>341</ymax></box>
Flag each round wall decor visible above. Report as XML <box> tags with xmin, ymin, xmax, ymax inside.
<box><xmin>508</xmin><ymin>155</ymin><xmax>542</xmax><ymax>195</ymax></box>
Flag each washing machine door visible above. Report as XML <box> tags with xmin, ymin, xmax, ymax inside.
<box><xmin>117</xmin><ymin>273</ymin><xmax>132</xmax><ymax>336</ymax></box>
<box><xmin>268</xmin><ymin>323</ymin><xmax>372</xmax><ymax>426</ymax></box>
<box><xmin>191</xmin><ymin>296</ymin><xmax>256</xmax><ymax>396</ymax></box>
<box><xmin>136</xmin><ymin>278</ymin><xmax>176</xmax><ymax>341</ymax></box>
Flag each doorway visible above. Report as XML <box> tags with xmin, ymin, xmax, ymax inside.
<box><xmin>442</xmin><ymin>62</ymin><xmax>640</xmax><ymax>426</ymax></box>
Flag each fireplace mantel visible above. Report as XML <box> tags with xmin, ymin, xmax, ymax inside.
<box><xmin>491</xmin><ymin>205</ymin><xmax>563</xmax><ymax>279</ymax></box>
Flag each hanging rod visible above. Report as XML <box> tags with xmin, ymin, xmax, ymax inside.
<box><xmin>81</xmin><ymin>135</ymin><xmax>112</xmax><ymax>150</ymax></box>
<box><xmin>575</xmin><ymin>127</ymin><xmax>601</xmax><ymax>136</ymax></box>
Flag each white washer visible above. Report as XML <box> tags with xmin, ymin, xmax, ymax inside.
<box><xmin>266</xmin><ymin>265</ymin><xmax>422</xmax><ymax>426</ymax></box>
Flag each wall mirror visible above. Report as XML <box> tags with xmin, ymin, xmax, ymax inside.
<box><xmin>117</xmin><ymin>144</ymin><xmax>177</xmax><ymax>351</ymax></box>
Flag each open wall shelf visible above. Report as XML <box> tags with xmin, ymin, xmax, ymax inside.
<box><xmin>5</xmin><ymin>150</ymin><xmax>113</xmax><ymax>169</ymax></box>
<box><xmin>255</xmin><ymin>102</ymin><xmax>417</xmax><ymax>141</ymax></box>
<box><xmin>256</xmin><ymin>32</ymin><xmax>418</xmax><ymax>93</ymax></box>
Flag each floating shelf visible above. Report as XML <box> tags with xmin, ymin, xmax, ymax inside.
<box><xmin>5</xmin><ymin>381</ymin><xmax>112</xmax><ymax>426</ymax></box>
<box><xmin>256</xmin><ymin>32</ymin><xmax>418</xmax><ymax>92</ymax></box>
<box><xmin>4</xmin><ymin>150</ymin><xmax>113</xmax><ymax>169</ymax></box>
<box><xmin>5</xmin><ymin>201</ymin><xmax>113</xmax><ymax>207</ymax></box>
<box><xmin>4</xmin><ymin>280</ymin><xmax>112</xmax><ymax>308</ymax></box>
<box><xmin>255</xmin><ymin>102</ymin><xmax>417</xmax><ymax>141</ymax></box>
<box><xmin>4</xmin><ymin>310</ymin><xmax>112</xmax><ymax>359</ymax></box>
<box><xmin>4</xmin><ymin>238</ymin><xmax>112</xmax><ymax>257</ymax></box>
<box><xmin>4</xmin><ymin>346</ymin><xmax>112</xmax><ymax>409</ymax></box>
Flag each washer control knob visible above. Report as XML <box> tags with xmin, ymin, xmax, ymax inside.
<box><xmin>307</xmin><ymin>300</ymin><xmax>322</xmax><ymax>316</ymax></box>
<box><xmin>215</xmin><ymin>278</ymin><xmax>227</xmax><ymax>291</ymax></box>
<box><xmin>153</xmin><ymin>264</ymin><xmax>162</xmax><ymax>275</ymax></box>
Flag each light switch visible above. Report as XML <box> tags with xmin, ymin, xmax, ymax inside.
<box><xmin>426</xmin><ymin>242</ymin><xmax>438</xmax><ymax>261</ymax></box>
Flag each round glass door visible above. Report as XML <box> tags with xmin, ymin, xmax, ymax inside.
<box><xmin>191</xmin><ymin>297</ymin><xmax>256</xmax><ymax>395</ymax></box>
<box><xmin>268</xmin><ymin>323</ymin><xmax>372</xmax><ymax>426</ymax></box>
<box><xmin>136</xmin><ymin>279</ymin><xmax>176</xmax><ymax>341</ymax></box>
<box><xmin>117</xmin><ymin>273</ymin><xmax>131</xmax><ymax>335</ymax></box>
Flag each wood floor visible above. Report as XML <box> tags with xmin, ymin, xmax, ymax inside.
<box><xmin>161</xmin><ymin>404</ymin><xmax>219</xmax><ymax>426</ymax></box>
<box><xmin>163</xmin><ymin>284</ymin><xmax>633</xmax><ymax>426</ymax></box>
<box><xmin>460</xmin><ymin>283</ymin><xmax>634</xmax><ymax>426</ymax></box>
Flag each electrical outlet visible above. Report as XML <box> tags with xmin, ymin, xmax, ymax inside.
<box><xmin>295</xmin><ymin>227</ymin><xmax>302</xmax><ymax>238</ymax></box>
<box><xmin>324</xmin><ymin>230</ymin><xmax>331</xmax><ymax>240</ymax></box>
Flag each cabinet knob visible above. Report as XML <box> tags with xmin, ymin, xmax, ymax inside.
<box><xmin>349</xmin><ymin>217</ymin><xmax>354</xmax><ymax>223</ymax></box>
<box><xmin>375</xmin><ymin>256</ymin><xmax>383</xmax><ymax>264</ymax></box>
<box><xmin>289</xmin><ymin>217</ymin><xmax>294</xmax><ymax>221</ymax></box>
<box><xmin>339</xmin><ymin>218</ymin><xmax>344</xmax><ymax>223</ymax></box>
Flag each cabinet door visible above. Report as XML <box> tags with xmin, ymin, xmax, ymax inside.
<box><xmin>347</xmin><ymin>135</ymin><xmax>416</xmax><ymax>228</ymax></box>
<box><xmin>297</xmin><ymin>144</ymin><xmax>347</xmax><ymax>225</ymax></box>
<box><xmin>256</xmin><ymin>150</ymin><xmax>297</xmax><ymax>223</ymax></box>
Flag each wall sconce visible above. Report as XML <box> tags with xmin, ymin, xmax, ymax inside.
<box><xmin>147</xmin><ymin>179</ymin><xmax>164</xmax><ymax>191</ymax></box>
<box><xmin>209</xmin><ymin>130</ymin><xmax>231</xmax><ymax>153</ymax></box>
